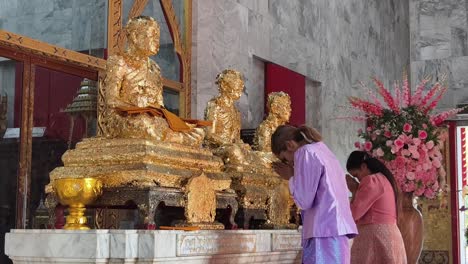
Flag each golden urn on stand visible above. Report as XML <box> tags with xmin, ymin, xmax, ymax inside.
<box><xmin>53</xmin><ymin>178</ymin><xmax>103</xmax><ymax>230</ymax></box>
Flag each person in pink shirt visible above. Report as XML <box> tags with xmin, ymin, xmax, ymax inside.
<box><xmin>272</xmin><ymin>125</ymin><xmax>358</xmax><ymax>264</ymax></box>
<box><xmin>346</xmin><ymin>151</ymin><xmax>407</xmax><ymax>264</ymax></box>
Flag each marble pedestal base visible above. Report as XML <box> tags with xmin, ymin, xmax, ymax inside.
<box><xmin>5</xmin><ymin>229</ymin><xmax>302</xmax><ymax>263</ymax></box>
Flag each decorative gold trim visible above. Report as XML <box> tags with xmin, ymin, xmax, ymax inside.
<box><xmin>160</xmin><ymin>0</ymin><xmax>191</xmax><ymax>118</ymax></box>
<box><xmin>107</xmin><ymin>0</ymin><xmax>123</xmax><ymax>56</ymax></box>
<box><xmin>163</xmin><ymin>78</ymin><xmax>183</xmax><ymax>91</ymax></box>
<box><xmin>117</xmin><ymin>0</ymin><xmax>150</xmax><ymax>50</ymax></box>
<box><xmin>160</xmin><ymin>0</ymin><xmax>183</xmax><ymax>55</ymax></box>
<box><xmin>128</xmin><ymin>0</ymin><xmax>149</xmax><ymax>20</ymax></box>
<box><xmin>183</xmin><ymin>0</ymin><xmax>192</xmax><ymax>118</ymax></box>
<box><xmin>0</xmin><ymin>30</ymin><xmax>106</xmax><ymax>70</ymax></box>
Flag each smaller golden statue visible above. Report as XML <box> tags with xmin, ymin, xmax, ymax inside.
<box><xmin>252</xmin><ymin>92</ymin><xmax>294</xmax><ymax>228</ymax></box>
<box><xmin>253</xmin><ymin>92</ymin><xmax>291</xmax><ymax>167</ymax></box>
<box><xmin>204</xmin><ymin>69</ymin><xmax>265</xmax><ymax>169</ymax></box>
<box><xmin>253</xmin><ymin>92</ymin><xmax>291</xmax><ymax>152</ymax></box>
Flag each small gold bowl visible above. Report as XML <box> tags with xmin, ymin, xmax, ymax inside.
<box><xmin>53</xmin><ymin>178</ymin><xmax>103</xmax><ymax>230</ymax></box>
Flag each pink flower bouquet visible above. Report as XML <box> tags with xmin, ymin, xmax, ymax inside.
<box><xmin>349</xmin><ymin>74</ymin><xmax>464</xmax><ymax>198</ymax></box>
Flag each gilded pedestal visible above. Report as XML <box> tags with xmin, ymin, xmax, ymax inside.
<box><xmin>46</xmin><ymin>138</ymin><xmax>236</xmax><ymax>229</ymax></box>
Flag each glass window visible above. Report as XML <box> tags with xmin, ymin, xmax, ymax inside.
<box><xmin>0</xmin><ymin>0</ymin><xmax>108</xmax><ymax>58</ymax></box>
<box><xmin>163</xmin><ymin>88</ymin><xmax>180</xmax><ymax>116</ymax></box>
<box><xmin>123</xmin><ymin>0</ymin><xmax>181</xmax><ymax>81</ymax></box>
<box><xmin>0</xmin><ymin>56</ymin><xmax>21</xmax><ymax>264</ymax></box>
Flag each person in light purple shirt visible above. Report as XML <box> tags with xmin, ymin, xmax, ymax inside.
<box><xmin>271</xmin><ymin>125</ymin><xmax>358</xmax><ymax>264</ymax></box>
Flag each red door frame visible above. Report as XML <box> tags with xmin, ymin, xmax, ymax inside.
<box><xmin>449</xmin><ymin>120</ymin><xmax>461</xmax><ymax>264</ymax></box>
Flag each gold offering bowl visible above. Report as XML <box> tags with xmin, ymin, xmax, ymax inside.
<box><xmin>53</xmin><ymin>178</ymin><xmax>103</xmax><ymax>230</ymax></box>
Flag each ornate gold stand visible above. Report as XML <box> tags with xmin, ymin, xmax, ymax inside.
<box><xmin>47</xmin><ymin>138</ymin><xmax>236</xmax><ymax>229</ymax></box>
<box><xmin>228</xmin><ymin>166</ymin><xmax>296</xmax><ymax>229</ymax></box>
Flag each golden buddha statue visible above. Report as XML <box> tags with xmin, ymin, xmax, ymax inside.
<box><xmin>100</xmin><ymin>16</ymin><xmax>204</xmax><ymax>146</ymax></box>
<box><xmin>252</xmin><ymin>92</ymin><xmax>292</xmax><ymax>166</ymax></box>
<box><xmin>204</xmin><ymin>69</ymin><xmax>263</xmax><ymax>168</ymax></box>
<box><xmin>253</xmin><ymin>92</ymin><xmax>291</xmax><ymax>152</ymax></box>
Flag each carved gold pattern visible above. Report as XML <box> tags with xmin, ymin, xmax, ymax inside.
<box><xmin>160</xmin><ymin>0</ymin><xmax>191</xmax><ymax>117</ymax></box>
<box><xmin>182</xmin><ymin>0</ymin><xmax>192</xmax><ymax>117</ymax></box>
<box><xmin>107</xmin><ymin>0</ymin><xmax>123</xmax><ymax>56</ymax></box>
<box><xmin>47</xmin><ymin>138</ymin><xmax>226</xmax><ymax>188</ymax></box>
<box><xmin>54</xmin><ymin>178</ymin><xmax>103</xmax><ymax>230</ymax></box>
<box><xmin>128</xmin><ymin>0</ymin><xmax>150</xmax><ymax>21</ymax></box>
<box><xmin>0</xmin><ymin>30</ymin><xmax>106</xmax><ymax>70</ymax></box>
<box><xmin>183</xmin><ymin>173</ymin><xmax>231</xmax><ymax>229</ymax></box>
<box><xmin>117</xmin><ymin>0</ymin><xmax>150</xmax><ymax>50</ymax></box>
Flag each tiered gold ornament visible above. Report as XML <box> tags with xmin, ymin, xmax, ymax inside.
<box><xmin>46</xmin><ymin>16</ymin><xmax>235</xmax><ymax>230</ymax></box>
<box><xmin>204</xmin><ymin>72</ymin><xmax>296</xmax><ymax>229</ymax></box>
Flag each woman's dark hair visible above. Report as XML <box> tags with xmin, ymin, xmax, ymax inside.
<box><xmin>346</xmin><ymin>151</ymin><xmax>399</xmax><ymax>210</ymax></box>
<box><xmin>271</xmin><ymin>125</ymin><xmax>322</xmax><ymax>155</ymax></box>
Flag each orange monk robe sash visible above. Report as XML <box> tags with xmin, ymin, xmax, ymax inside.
<box><xmin>115</xmin><ymin>106</ymin><xmax>212</xmax><ymax>132</ymax></box>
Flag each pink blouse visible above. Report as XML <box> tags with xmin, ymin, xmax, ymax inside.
<box><xmin>351</xmin><ymin>173</ymin><xmax>397</xmax><ymax>225</ymax></box>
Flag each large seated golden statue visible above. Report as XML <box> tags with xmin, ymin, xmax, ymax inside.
<box><xmin>100</xmin><ymin>16</ymin><xmax>205</xmax><ymax>146</ymax></box>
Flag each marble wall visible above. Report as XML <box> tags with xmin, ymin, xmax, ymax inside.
<box><xmin>191</xmin><ymin>0</ymin><xmax>410</xmax><ymax>163</ymax></box>
<box><xmin>410</xmin><ymin>0</ymin><xmax>468</xmax><ymax>112</ymax></box>
<box><xmin>0</xmin><ymin>0</ymin><xmax>107</xmax><ymax>56</ymax></box>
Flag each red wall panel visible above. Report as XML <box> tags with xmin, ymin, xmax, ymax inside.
<box><xmin>265</xmin><ymin>63</ymin><xmax>305</xmax><ymax>126</ymax></box>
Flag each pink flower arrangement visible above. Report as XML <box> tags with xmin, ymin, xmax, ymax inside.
<box><xmin>347</xmin><ymin>74</ymin><xmax>465</xmax><ymax>198</ymax></box>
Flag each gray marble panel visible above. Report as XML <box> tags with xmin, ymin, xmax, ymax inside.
<box><xmin>5</xmin><ymin>230</ymin><xmax>110</xmax><ymax>259</ymax></box>
<box><xmin>410</xmin><ymin>56</ymin><xmax>468</xmax><ymax>111</ymax></box>
<box><xmin>193</xmin><ymin>0</ymin><xmax>411</xmax><ymax>163</ymax></box>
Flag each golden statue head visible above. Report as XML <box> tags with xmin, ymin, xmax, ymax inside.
<box><xmin>267</xmin><ymin>92</ymin><xmax>291</xmax><ymax>122</ymax></box>
<box><xmin>125</xmin><ymin>16</ymin><xmax>160</xmax><ymax>56</ymax></box>
<box><xmin>215</xmin><ymin>69</ymin><xmax>244</xmax><ymax>101</ymax></box>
